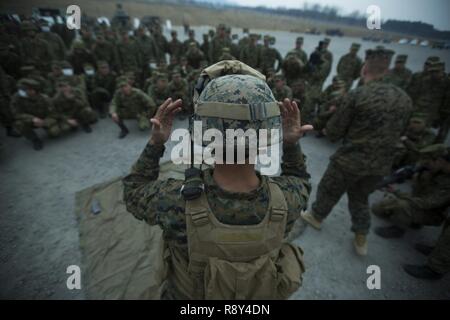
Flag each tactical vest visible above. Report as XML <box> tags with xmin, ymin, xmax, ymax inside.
<box><xmin>166</xmin><ymin>178</ymin><xmax>305</xmax><ymax>300</ymax></box>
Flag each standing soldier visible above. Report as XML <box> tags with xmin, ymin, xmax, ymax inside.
<box><xmin>183</xmin><ymin>29</ymin><xmax>200</xmax><ymax>51</ymax></box>
<box><xmin>239</xmin><ymin>34</ymin><xmax>260</xmax><ymax>69</ymax></box>
<box><xmin>10</xmin><ymin>78</ymin><xmax>66</xmax><ymax>150</ymax></box>
<box><xmin>152</xmin><ymin>25</ymin><xmax>168</xmax><ymax>61</ymax></box>
<box><xmin>259</xmin><ymin>35</ymin><xmax>283</xmax><ymax>75</ymax></box>
<box><xmin>322</xmin><ymin>38</ymin><xmax>333</xmax><ymax>81</ymax></box>
<box><xmin>167</xmin><ymin>30</ymin><xmax>183</xmax><ymax>61</ymax></box>
<box><xmin>336</xmin><ymin>43</ymin><xmax>362</xmax><ymax>91</ymax></box>
<box><xmin>407</xmin><ymin>59</ymin><xmax>447</xmax><ymax>128</ymax></box>
<box><xmin>123</xmin><ymin>61</ymin><xmax>312</xmax><ymax>300</ymax></box>
<box><xmin>383</xmin><ymin>54</ymin><xmax>412</xmax><ymax>90</ymax></box>
<box><xmin>116</xmin><ymin>30</ymin><xmax>141</xmax><ymax>74</ymax></box>
<box><xmin>301</xmin><ymin>48</ymin><xmax>413</xmax><ymax>256</ymax></box>
<box><xmin>19</xmin><ymin>21</ymin><xmax>52</xmax><ymax>73</ymax></box>
<box><xmin>286</xmin><ymin>37</ymin><xmax>307</xmax><ymax>65</ymax></box>
<box><xmin>90</xmin><ymin>61</ymin><xmax>117</xmax><ymax>118</ymax></box>
<box><xmin>200</xmin><ymin>33</ymin><xmax>210</xmax><ymax>63</ymax></box>
<box><xmin>209</xmin><ymin>24</ymin><xmax>232</xmax><ymax>63</ymax></box>
<box><xmin>52</xmin><ymin>80</ymin><xmax>97</xmax><ymax>133</ymax></box>
<box><xmin>92</xmin><ymin>33</ymin><xmax>120</xmax><ymax>73</ymax></box>
<box><xmin>37</xmin><ymin>19</ymin><xmax>67</xmax><ymax>61</ymax></box>
<box><xmin>68</xmin><ymin>41</ymin><xmax>96</xmax><ymax>75</ymax></box>
<box><xmin>109</xmin><ymin>78</ymin><xmax>157</xmax><ymax>139</ymax></box>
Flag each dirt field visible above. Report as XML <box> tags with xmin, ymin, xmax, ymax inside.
<box><xmin>0</xmin><ymin>23</ymin><xmax>449</xmax><ymax>299</ymax></box>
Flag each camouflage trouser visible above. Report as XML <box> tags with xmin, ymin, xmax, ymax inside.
<box><xmin>117</xmin><ymin>110</ymin><xmax>150</xmax><ymax>130</ymax></box>
<box><xmin>428</xmin><ymin>218</ymin><xmax>450</xmax><ymax>275</ymax></box>
<box><xmin>311</xmin><ymin>160</ymin><xmax>382</xmax><ymax>234</ymax></box>
<box><xmin>371</xmin><ymin>193</ymin><xmax>445</xmax><ymax>227</ymax></box>
<box><xmin>14</xmin><ymin>118</ymin><xmax>69</xmax><ymax>138</ymax></box>
<box><xmin>91</xmin><ymin>88</ymin><xmax>111</xmax><ymax>113</ymax></box>
<box><xmin>69</xmin><ymin>108</ymin><xmax>98</xmax><ymax>125</ymax></box>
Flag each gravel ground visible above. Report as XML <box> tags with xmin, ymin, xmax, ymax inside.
<box><xmin>0</xmin><ymin>26</ymin><xmax>449</xmax><ymax>300</ymax></box>
<box><xmin>0</xmin><ymin>116</ymin><xmax>449</xmax><ymax>300</ymax></box>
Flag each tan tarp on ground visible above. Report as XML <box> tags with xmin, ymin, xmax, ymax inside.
<box><xmin>74</xmin><ymin>161</ymin><xmax>306</xmax><ymax>299</ymax></box>
<box><xmin>74</xmin><ymin>162</ymin><xmax>186</xmax><ymax>300</ymax></box>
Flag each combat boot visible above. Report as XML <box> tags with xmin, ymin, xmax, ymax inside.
<box><xmin>353</xmin><ymin>233</ymin><xmax>368</xmax><ymax>256</ymax></box>
<box><xmin>301</xmin><ymin>210</ymin><xmax>322</xmax><ymax>230</ymax></box>
<box><xmin>24</xmin><ymin>129</ymin><xmax>44</xmax><ymax>151</ymax></box>
<box><xmin>403</xmin><ymin>264</ymin><xmax>443</xmax><ymax>280</ymax></box>
<box><xmin>117</xmin><ymin>120</ymin><xmax>129</xmax><ymax>139</ymax></box>
<box><xmin>82</xmin><ymin>124</ymin><xmax>92</xmax><ymax>133</ymax></box>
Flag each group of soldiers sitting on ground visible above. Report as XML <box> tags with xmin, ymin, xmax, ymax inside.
<box><xmin>0</xmin><ymin>15</ymin><xmax>449</xmax><ymax>283</ymax></box>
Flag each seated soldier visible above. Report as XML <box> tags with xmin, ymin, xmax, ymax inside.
<box><xmin>147</xmin><ymin>73</ymin><xmax>170</xmax><ymax>107</ymax></box>
<box><xmin>392</xmin><ymin>115</ymin><xmax>437</xmax><ymax>169</ymax></box>
<box><xmin>313</xmin><ymin>79</ymin><xmax>347</xmax><ymax>137</ymax></box>
<box><xmin>10</xmin><ymin>78</ymin><xmax>66</xmax><ymax>150</ymax></box>
<box><xmin>52</xmin><ymin>80</ymin><xmax>97</xmax><ymax>133</ymax></box>
<box><xmin>403</xmin><ymin>216</ymin><xmax>450</xmax><ymax>280</ymax></box>
<box><xmin>168</xmin><ymin>70</ymin><xmax>191</xmax><ymax>116</ymax></box>
<box><xmin>90</xmin><ymin>61</ymin><xmax>117</xmax><ymax>118</ymax></box>
<box><xmin>272</xmin><ymin>75</ymin><xmax>293</xmax><ymax>101</ymax></box>
<box><xmin>373</xmin><ymin>144</ymin><xmax>450</xmax><ymax>239</ymax></box>
<box><xmin>109</xmin><ymin>77</ymin><xmax>157</xmax><ymax>139</ymax></box>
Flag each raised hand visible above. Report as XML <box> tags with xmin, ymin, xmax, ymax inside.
<box><xmin>149</xmin><ymin>98</ymin><xmax>182</xmax><ymax>146</ymax></box>
<box><xmin>279</xmin><ymin>98</ymin><xmax>313</xmax><ymax>145</ymax></box>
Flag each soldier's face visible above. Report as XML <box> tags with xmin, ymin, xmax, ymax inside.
<box><xmin>61</xmin><ymin>85</ymin><xmax>74</xmax><ymax>98</ymax></box>
<box><xmin>173</xmin><ymin>74</ymin><xmax>181</xmax><ymax>83</ymax></box>
<box><xmin>26</xmin><ymin>88</ymin><xmax>37</xmax><ymax>97</ymax></box>
<box><xmin>99</xmin><ymin>65</ymin><xmax>110</xmax><ymax>75</ymax></box>
<box><xmin>121</xmin><ymin>84</ymin><xmax>132</xmax><ymax>95</ymax></box>
<box><xmin>157</xmin><ymin>79</ymin><xmax>167</xmax><ymax>89</ymax></box>
<box><xmin>275</xmin><ymin>79</ymin><xmax>283</xmax><ymax>89</ymax></box>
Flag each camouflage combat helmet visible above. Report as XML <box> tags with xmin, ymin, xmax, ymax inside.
<box><xmin>192</xmin><ymin>60</ymin><xmax>282</xmax><ymax>148</ymax></box>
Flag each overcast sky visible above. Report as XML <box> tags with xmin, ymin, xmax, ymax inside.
<box><xmin>232</xmin><ymin>0</ymin><xmax>450</xmax><ymax>31</ymax></box>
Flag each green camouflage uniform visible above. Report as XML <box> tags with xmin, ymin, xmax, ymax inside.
<box><xmin>123</xmin><ymin>73</ymin><xmax>311</xmax><ymax>255</ymax></box>
<box><xmin>272</xmin><ymin>82</ymin><xmax>293</xmax><ymax>101</ymax></box>
<box><xmin>240</xmin><ymin>40</ymin><xmax>260</xmax><ymax>69</ymax></box>
<box><xmin>383</xmin><ymin>55</ymin><xmax>412</xmax><ymax>91</ymax></box>
<box><xmin>10</xmin><ymin>80</ymin><xmax>65</xmax><ymax>139</ymax></box>
<box><xmin>92</xmin><ymin>39</ymin><xmax>120</xmax><ymax>72</ymax></box>
<box><xmin>167</xmin><ymin>35</ymin><xmax>183</xmax><ymax>60</ymax></box>
<box><xmin>287</xmin><ymin>37</ymin><xmax>308</xmax><ymax>65</ymax></box>
<box><xmin>52</xmin><ymin>91</ymin><xmax>97</xmax><ymax>126</ymax></box>
<box><xmin>168</xmin><ymin>76</ymin><xmax>191</xmax><ymax>113</ymax></box>
<box><xmin>336</xmin><ymin>44</ymin><xmax>362</xmax><ymax>90</ymax></box>
<box><xmin>407</xmin><ymin>61</ymin><xmax>447</xmax><ymax>127</ymax></box>
<box><xmin>147</xmin><ymin>74</ymin><xmax>170</xmax><ymax>107</ymax></box>
<box><xmin>311</xmin><ymin>50</ymin><xmax>413</xmax><ymax>234</ymax></box>
<box><xmin>117</xmin><ymin>38</ymin><xmax>141</xmax><ymax>72</ymax></box>
<box><xmin>210</xmin><ymin>35</ymin><xmax>232</xmax><ymax>63</ymax></box>
<box><xmin>36</xmin><ymin>29</ymin><xmax>67</xmax><ymax>61</ymax></box>
<box><xmin>259</xmin><ymin>38</ymin><xmax>283</xmax><ymax>74</ymax></box>
<box><xmin>90</xmin><ymin>65</ymin><xmax>117</xmax><ymax>115</ymax></box>
<box><xmin>19</xmin><ymin>22</ymin><xmax>52</xmax><ymax>73</ymax></box>
<box><xmin>109</xmin><ymin>87</ymin><xmax>156</xmax><ymax>129</ymax></box>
